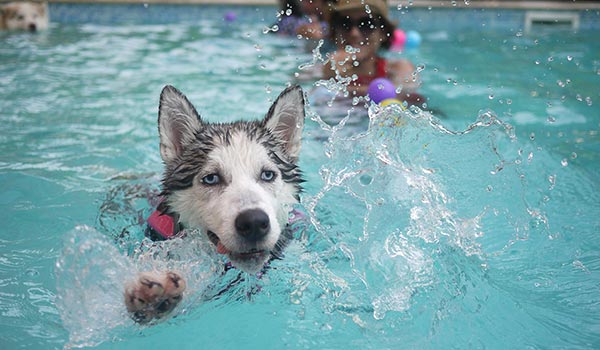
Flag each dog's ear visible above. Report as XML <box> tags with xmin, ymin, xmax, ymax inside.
<box><xmin>158</xmin><ymin>85</ymin><xmax>202</xmax><ymax>163</ymax></box>
<box><xmin>1</xmin><ymin>4</ymin><xmax>15</xmax><ymax>18</ymax></box>
<box><xmin>263</xmin><ymin>85</ymin><xmax>305</xmax><ymax>160</ymax></box>
<box><xmin>38</xmin><ymin>2</ymin><xmax>48</xmax><ymax>15</ymax></box>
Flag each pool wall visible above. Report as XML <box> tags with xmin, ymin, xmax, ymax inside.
<box><xmin>44</xmin><ymin>1</ymin><xmax>600</xmax><ymax>31</ymax></box>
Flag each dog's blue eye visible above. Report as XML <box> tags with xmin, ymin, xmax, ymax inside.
<box><xmin>202</xmin><ymin>174</ymin><xmax>220</xmax><ymax>185</ymax></box>
<box><xmin>260</xmin><ymin>170</ymin><xmax>275</xmax><ymax>182</ymax></box>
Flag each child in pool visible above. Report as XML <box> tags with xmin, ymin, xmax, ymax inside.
<box><xmin>323</xmin><ymin>0</ymin><xmax>425</xmax><ymax>106</ymax></box>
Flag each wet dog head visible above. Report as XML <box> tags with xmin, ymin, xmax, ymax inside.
<box><xmin>0</xmin><ymin>2</ymin><xmax>48</xmax><ymax>31</ymax></box>
<box><xmin>157</xmin><ymin>85</ymin><xmax>305</xmax><ymax>273</ymax></box>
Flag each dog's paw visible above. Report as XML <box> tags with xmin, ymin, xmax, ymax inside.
<box><xmin>124</xmin><ymin>271</ymin><xmax>186</xmax><ymax>323</ymax></box>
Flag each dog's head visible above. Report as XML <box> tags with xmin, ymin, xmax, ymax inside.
<box><xmin>0</xmin><ymin>2</ymin><xmax>48</xmax><ymax>31</ymax></box>
<box><xmin>157</xmin><ymin>85</ymin><xmax>305</xmax><ymax>273</ymax></box>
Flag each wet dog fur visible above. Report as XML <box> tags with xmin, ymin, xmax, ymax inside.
<box><xmin>124</xmin><ymin>85</ymin><xmax>305</xmax><ymax>323</ymax></box>
<box><xmin>0</xmin><ymin>1</ymin><xmax>48</xmax><ymax>31</ymax></box>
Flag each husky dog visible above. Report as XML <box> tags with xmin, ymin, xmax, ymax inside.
<box><xmin>124</xmin><ymin>85</ymin><xmax>305</xmax><ymax>323</ymax></box>
<box><xmin>0</xmin><ymin>2</ymin><xmax>48</xmax><ymax>31</ymax></box>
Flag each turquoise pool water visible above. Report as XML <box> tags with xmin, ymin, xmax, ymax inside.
<box><xmin>1</xmin><ymin>4</ymin><xmax>599</xmax><ymax>350</ymax></box>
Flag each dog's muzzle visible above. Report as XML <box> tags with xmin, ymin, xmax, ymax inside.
<box><xmin>235</xmin><ymin>209</ymin><xmax>270</xmax><ymax>243</ymax></box>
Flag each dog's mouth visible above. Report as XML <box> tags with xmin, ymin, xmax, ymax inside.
<box><xmin>206</xmin><ymin>230</ymin><xmax>269</xmax><ymax>260</ymax></box>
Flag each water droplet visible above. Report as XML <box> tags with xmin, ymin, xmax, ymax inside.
<box><xmin>529</xmin><ymin>132</ymin><xmax>535</xmax><ymax>141</ymax></box>
<box><xmin>486</xmin><ymin>185</ymin><xmax>493</xmax><ymax>192</ymax></box>
<box><xmin>548</xmin><ymin>175</ymin><xmax>556</xmax><ymax>189</ymax></box>
<box><xmin>285</xmin><ymin>8</ymin><xmax>292</xmax><ymax>16</ymax></box>
<box><xmin>488</xmin><ymin>94</ymin><xmax>494</xmax><ymax>100</ymax></box>
<box><xmin>567</xmin><ymin>55</ymin><xmax>573</xmax><ymax>61</ymax></box>
<box><xmin>265</xmin><ymin>85</ymin><xmax>272</xmax><ymax>94</ymax></box>
<box><xmin>547</xmin><ymin>56</ymin><xmax>554</xmax><ymax>62</ymax></box>
<box><xmin>557</xmin><ymin>80</ymin><xmax>565</xmax><ymax>87</ymax></box>
<box><xmin>547</xmin><ymin>116</ymin><xmax>556</xmax><ymax>123</ymax></box>
<box><xmin>571</xmin><ymin>152</ymin><xmax>577</xmax><ymax>159</ymax></box>
<box><xmin>254</xmin><ymin>44</ymin><xmax>262</xmax><ymax>51</ymax></box>
<box><xmin>561</xmin><ymin>159</ymin><xmax>568</xmax><ymax>167</ymax></box>
<box><xmin>263</xmin><ymin>25</ymin><xmax>279</xmax><ymax>34</ymax></box>
<box><xmin>360</xmin><ymin>174</ymin><xmax>373</xmax><ymax>185</ymax></box>
<box><xmin>416</xmin><ymin>64</ymin><xmax>426</xmax><ymax>72</ymax></box>
<box><xmin>585</xmin><ymin>96</ymin><xmax>593</xmax><ymax>106</ymax></box>
<box><xmin>26</xmin><ymin>269</ymin><xmax>39</xmax><ymax>277</ymax></box>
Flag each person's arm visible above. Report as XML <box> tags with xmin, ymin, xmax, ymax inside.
<box><xmin>386</xmin><ymin>59</ymin><xmax>421</xmax><ymax>93</ymax></box>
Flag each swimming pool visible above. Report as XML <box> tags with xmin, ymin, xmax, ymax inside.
<box><xmin>1</xmin><ymin>3</ymin><xmax>599</xmax><ymax>349</ymax></box>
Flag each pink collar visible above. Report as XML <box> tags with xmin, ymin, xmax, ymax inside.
<box><xmin>147</xmin><ymin>209</ymin><xmax>178</xmax><ymax>239</ymax></box>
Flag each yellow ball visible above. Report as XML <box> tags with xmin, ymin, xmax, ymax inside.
<box><xmin>380</xmin><ymin>98</ymin><xmax>405</xmax><ymax>109</ymax></box>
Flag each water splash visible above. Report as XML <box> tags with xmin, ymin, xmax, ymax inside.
<box><xmin>299</xmin><ymin>98</ymin><xmax>558</xmax><ymax>321</ymax></box>
<box><xmin>56</xmin><ymin>221</ymin><xmax>223</xmax><ymax>348</ymax></box>
<box><xmin>56</xmin><ymin>226</ymin><xmax>137</xmax><ymax>348</ymax></box>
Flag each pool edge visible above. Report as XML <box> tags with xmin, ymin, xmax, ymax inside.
<box><xmin>46</xmin><ymin>0</ymin><xmax>600</xmax><ymax>10</ymax></box>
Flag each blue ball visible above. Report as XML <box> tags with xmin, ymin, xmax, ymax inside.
<box><xmin>368</xmin><ymin>78</ymin><xmax>396</xmax><ymax>104</ymax></box>
<box><xmin>405</xmin><ymin>30</ymin><xmax>422</xmax><ymax>49</ymax></box>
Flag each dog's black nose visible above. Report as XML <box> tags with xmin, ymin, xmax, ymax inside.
<box><xmin>28</xmin><ymin>23</ymin><xmax>37</xmax><ymax>31</ymax></box>
<box><xmin>235</xmin><ymin>209</ymin><xmax>270</xmax><ymax>242</ymax></box>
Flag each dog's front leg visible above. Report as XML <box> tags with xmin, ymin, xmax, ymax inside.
<box><xmin>124</xmin><ymin>271</ymin><xmax>186</xmax><ymax>323</ymax></box>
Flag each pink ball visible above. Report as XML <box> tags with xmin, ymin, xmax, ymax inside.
<box><xmin>391</xmin><ymin>29</ymin><xmax>406</xmax><ymax>51</ymax></box>
<box><xmin>368</xmin><ymin>78</ymin><xmax>396</xmax><ymax>104</ymax></box>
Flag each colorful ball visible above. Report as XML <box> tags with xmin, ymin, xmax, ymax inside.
<box><xmin>380</xmin><ymin>98</ymin><xmax>402</xmax><ymax>107</ymax></box>
<box><xmin>391</xmin><ymin>29</ymin><xmax>406</xmax><ymax>51</ymax></box>
<box><xmin>368</xmin><ymin>78</ymin><xmax>396</xmax><ymax>104</ymax></box>
<box><xmin>405</xmin><ymin>30</ymin><xmax>422</xmax><ymax>49</ymax></box>
<box><xmin>224</xmin><ymin>11</ymin><xmax>237</xmax><ymax>22</ymax></box>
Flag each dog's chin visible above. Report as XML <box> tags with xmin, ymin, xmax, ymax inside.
<box><xmin>228</xmin><ymin>250</ymin><xmax>271</xmax><ymax>274</ymax></box>
<box><xmin>207</xmin><ymin>230</ymin><xmax>271</xmax><ymax>274</ymax></box>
